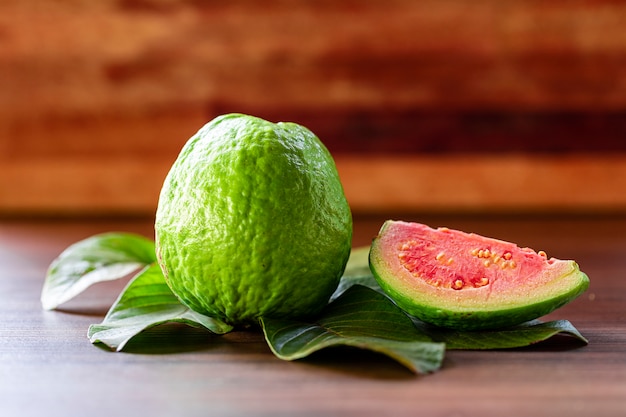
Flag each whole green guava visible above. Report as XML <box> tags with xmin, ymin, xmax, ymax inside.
<box><xmin>155</xmin><ymin>113</ymin><xmax>353</xmax><ymax>326</ymax></box>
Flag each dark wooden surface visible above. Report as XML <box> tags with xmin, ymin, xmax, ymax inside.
<box><xmin>1</xmin><ymin>214</ymin><xmax>625</xmax><ymax>417</ymax></box>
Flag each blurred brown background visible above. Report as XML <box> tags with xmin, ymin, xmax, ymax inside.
<box><xmin>1</xmin><ymin>0</ymin><xmax>626</xmax><ymax>216</ymax></box>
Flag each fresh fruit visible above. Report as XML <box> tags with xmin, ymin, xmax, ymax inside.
<box><xmin>369</xmin><ymin>220</ymin><xmax>589</xmax><ymax>330</ymax></box>
<box><xmin>155</xmin><ymin>114</ymin><xmax>353</xmax><ymax>326</ymax></box>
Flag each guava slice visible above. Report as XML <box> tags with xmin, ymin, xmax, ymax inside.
<box><xmin>369</xmin><ymin>220</ymin><xmax>589</xmax><ymax>331</ymax></box>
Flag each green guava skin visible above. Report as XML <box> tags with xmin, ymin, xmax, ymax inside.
<box><xmin>371</xmin><ymin>268</ymin><xmax>589</xmax><ymax>331</ymax></box>
<box><xmin>369</xmin><ymin>220</ymin><xmax>590</xmax><ymax>331</ymax></box>
<box><xmin>155</xmin><ymin>114</ymin><xmax>353</xmax><ymax>326</ymax></box>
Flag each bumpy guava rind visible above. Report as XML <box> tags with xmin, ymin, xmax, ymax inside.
<box><xmin>369</xmin><ymin>220</ymin><xmax>590</xmax><ymax>331</ymax></box>
<box><xmin>155</xmin><ymin>114</ymin><xmax>352</xmax><ymax>326</ymax></box>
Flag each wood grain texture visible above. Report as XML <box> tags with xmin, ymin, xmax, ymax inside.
<box><xmin>2</xmin><ymin>154</ymin><xmax>626</xmax><ymax>216</ymax></box>
<box><xmin>1</xmin><ymin>0</ymin><xmax>626</xmax><ymax>215</ymax></box>
<box><xmin>2</xmin><ymin>0</ymin><xmax>626</xmax><ymax>119</ymax></box>
<box><xmin>1</xmin><ymin>215</ymin><xmax>625</xmax><ymax>417</ymax></box>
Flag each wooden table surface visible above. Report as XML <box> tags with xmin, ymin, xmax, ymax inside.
<box><xmin>1</xmin><ymin>214</ymin><xmax>625</xmax><ymax>417</ymax></box>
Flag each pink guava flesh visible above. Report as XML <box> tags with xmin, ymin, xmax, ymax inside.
<box><xmin>369</xmin><ymin>220</ymin><xmax>590</xmax><ymax>330</ymax></box>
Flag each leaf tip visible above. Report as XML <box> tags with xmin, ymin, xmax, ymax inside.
<box><xmin>40</xmin><ymin>293</ymin><xmax>57</xmax><ymax>311</ymax></box>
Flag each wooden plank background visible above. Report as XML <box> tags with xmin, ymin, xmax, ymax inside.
<box><xmin>1</xmin><ymin>0</ymin><xmax>626</xmax><ymax>216</ymax></box>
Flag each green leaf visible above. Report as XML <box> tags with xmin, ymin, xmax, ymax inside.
<box><xmin>413</xmin><ymin>319</ymin><xmax>589</xmax><ymax>350</ymax></box>
<box><xmin>261</xmin><ymin>285</ymin><xmax>445</xmax><ymax>374</ymax></box>
<box><xmin>342</xmin><ymin>245</ymin><xmax>372</xmax><ymax>278</ymax></box>
<box><xmin>41</xmin><ymin>232</ymin><xmax>157</xmax><ymax>310</ymax></box>
<box><xmin>330</xmin><ymin>246</ymin><xmax>382</xmax><ymax>301</ymax></box>
<box><xmin>88</xmin><ymin>264</ymin><xmax>233</xmax><ymax>351</ymax></box>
